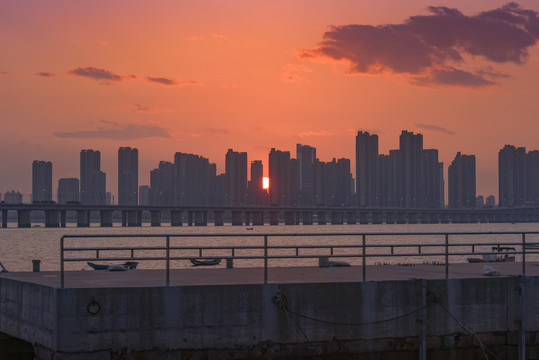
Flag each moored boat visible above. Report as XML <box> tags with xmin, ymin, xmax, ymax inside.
<box><xmin>190</xmin><ymin>258</ymin><xmax>221</xmax><ymax>266</ymax></box>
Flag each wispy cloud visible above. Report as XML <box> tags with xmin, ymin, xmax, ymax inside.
<box><xmin>36</xmin><ymin>71</ymin><xmax>55</xmax><ymax>77</ymax></box>
<box><xmin>211</xmin><ymin>33</ymin><xmax>233</xmax><ymax>42</ymax></box>
<box><xmin>0</xmin><ymin>71</ymin><xmax>8</xmax><ymax>76</ymax></box>
<box><xmin>183</xmin><ymin>36</ymin><xmax>203</xmax><ymax>42</ymax></box>
<box><xmin>416</xmin><ymin>123</ymin><xmax>455</xmax><ymax>135</ymax></box>
<box><xmin>120</xmin><ymin>103</ymin><xmax>172</xmax><ymax>114</ymax></box>
<box><xmin>53</xmin><ymin>121</ymin><xmax>170</xmax><ymax>140</ymax></box>
<box><xmin>68</xmin><ymin>66</ymin><xmax>128</xmax><ymax>82</ymax></box>
<box><xmin>300</xmin><ymin>3</ymin><xmax>539</xmax><ymax>88</ymax></box>
<box><xmin>297</xmin><ymin>130</ymin><xmax>338</xmax><ymax>137</ymax></box>
<box><xmin>146</xmin><ymin>76</ymin><xmax>203</xmax><ymax>87</ymax></box>
<box><xmin>280</xmin><ymin>64</ymin><xmax>313</xmax><ymax>84</ymax></box>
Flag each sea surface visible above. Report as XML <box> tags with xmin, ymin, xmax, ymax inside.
<box><xmin>1</xmin><ymin>222</ymin><xmax>539</xmax><ymax>272</ymax></box>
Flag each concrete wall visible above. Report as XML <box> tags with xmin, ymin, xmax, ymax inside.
<box><xmin>0</xmin><ymin>276</ymin><xmax>537</xmax><ymax>359</ymax></box>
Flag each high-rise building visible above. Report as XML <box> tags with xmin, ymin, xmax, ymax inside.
<box><xmin>268</xmin><ymin>148</ymin><xmax>291</xmax><ymax>206</ymax></box>
<box><xmin>118</xmin><ymin>147</ymin><xmax>138</xmax><ymax>205</ymax></box>
<box><xmin>296</xmin><ymin>144</ymin><xmax>316</xmax><ymax>206</ymax></box>
<box><xmin>80</xmin><ymin>149</ymin><xmax>106</xmax><ymax>205</ymax></box>
<box><xmin>4</xmin><ymin>190</ymin><xmax>23</xmax><ymax>204</ymax></box>
<box><xmin>448</xmin><ymin>152</ymin><xmax>476</xmax><ymax>208</ymax></box>
<box><xmin>498</xmin><ymin>145</ymin><xmax>527</xmax><ymax>207</ymax></box>
<box><xmin>421</xmin><ymin>149</ymin><xmax>443</xmax><ymax>208</ymax></box>
<box><xmin>149</xmin><ymin>161</ymin><xmax>174</xmax><ymax>206</ymax></box>
<box><xmin>326</xmin><ymin>158</ymin><xmax>353</xmax><ymax>206</ymax></box>
<box><xmin>247</xmin><ymin>160</ymin><xmax>265</xmax><ymax>205</ymax></box>
<box><xmin>398</xmin><ymin>131</ymin><xmax>423</xmax><ymax>208</ymax></box>
<box><xmin>32</xmin><ymin>160</ymin><xmax>52</xmax><ymax>203</ymax></box>
<box><xmin>356</xmin><ymin>131</ymin><xmax>378</xmax><ymax>207</ymax></box>
<box><xmin>225</xmin><ymin>149</ymin><xmax>248</xmax><ymax>206</ymax></box>
<box><xmin>57</xmin><ymin>178</ymin><xmax>79</xmax><ymax>204</ymax></box>
<box><xmin>174</xmin><ymin>152</ymin><xmax>215</xmax><ymax>206</ymax></box>
<box><xmin>526</xmin><ymin>150</ymin><xmax>539</xmax><ymax>205</ymax></box>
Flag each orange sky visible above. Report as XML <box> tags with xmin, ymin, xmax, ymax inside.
<box><xmin>1</xmin><ymin>0</ymin><xmax>539</xmax><ymax>201</ymax></box>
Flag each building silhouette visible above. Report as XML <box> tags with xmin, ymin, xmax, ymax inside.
<box><xmin>499</xmin><ymin>145</ymin><xmax>527</xmax><ymax>207</ymax></box>
<box><xmin>149</xmin><ymin>161</ymin><xmax>174</xmax><ymax>206</ymax></box>
<box><xmin>57</xmin><ymin>178</ymin><xmax>79</xmax><ymax>204</ymax></box>
<box><xmin>297</xmin><ymin>144</ymin><xmax>316</xmax><ymax>206</ymax></box>
<box><xmin>118</xmin><ymin>147</ymin><xmax>138</xmax><ymax>205</ymax></box>
<box><xmin>174</xmin><ymin>152</ymin><xmax>215</xmax><ymax>206</ymax></box>
<box><xmin>268</xmin><ymin>148</ymin><xmax>298</xmax><ymax>206</ymax></box>
<box><xmin>526</xmin><ymin>150</ymin><xmax>539</xmax><ymax>205</ymax></box>
<box><xmin>225</xmin><ymin>149</ymin><xmax>247</xmax><ymax>206</ymax></box>
<box><xmin>32</xmin><ymin>160</ymin><xmax>52</xmax><ymax>203</ymax></box>
<box><xmin>247</xmin><ymin>160</ymin><xmax>265</xmax><ymax>205</ymax></box>
<box><xmin>138</xmin><ymin>185</ymin><xmax>149</xmax><ymax>206</ymax></box>
<box><xmin>80</xmin><ymin>150</ymin><xmax>106</xmax><ymax>205</ymax></box>
<box><xmin>448</xmin><ymin>152</ymin><xmax>476</xmax><ymax>208</ymax></box>
<box><xmin>4</xmin><ymin>190</ymin><xmax>23</xmax><ymax>204</ymax></box>
<box><xmin>324</xmin><ymin>158</ymin><xmax>353</xmax><ymax>206</ymax></box>
<box><xmin>356</xmin><ymin>131</ymin><xmax>378</xmax><ymax>207</ymax></box>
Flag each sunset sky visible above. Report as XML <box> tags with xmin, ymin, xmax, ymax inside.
<box><xmin>2</xmin><ymin>0</ymin><xmax>539</xmax><ymax>201</ymax></box>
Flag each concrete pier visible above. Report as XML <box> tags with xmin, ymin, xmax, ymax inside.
<box><xmin>17</xmin><ymin>210</ymin><xmax>31</xmax><ymax>228</ymax></box>
<box><xmin>100</xmin><ymin>210</ymin><xmax>113</xmax><ymax>227</ymax></box>
<box><xmin>150</xmin><ymin>210</ymin><xmax>161</xmax><ymax>227</ymax></box>
<box><xmin>317</xmin><ymin>211</ymin><xmax>326</xmax><ymax>225</ymax></box>
<box><xmin>302</xmin><ymin>211</ymin><xmax>313</xmax><ymax>225</ymax></box>
<box><xmin>214</xmin><ymin>210</ymin><xmax>224</xmax><ymax>226</ymax></box>
<box><xmin>269</xmin><ymin>211</ymin><xmax>279</xmax><ymax>225</ymax></box>
<box><xmin>1</xmin><ymin>210</ymin><xmax>7</xmax><ymax>228</ymax></box>
<box><xmin>231</xmin><ymin>210</ymin><xmax>243</xmax><ymax>226</ymax></box>
<box><xmin>252</xmin><ymin>211</ymin><xmax>264</xmax><ymax>226</ymax></box>
<box><xmin>0</xmin><ymin>264</ymin><xmax>537</xmax><ymax>359</ymax></box>
<box><xmin>44</xmin><ymin>210</ymin><xmax>59</xmax><ymax>228</ymax></box>
<box><xmin>284</xmin><ymin>211</ymin><xmax>295</xmax><ymax>225</ymax></box>
<box><xmin>76</xmin><ymin>210</ymin><xmax>90</xmax><ymax>227</ymax></box>
<box><xmin>171</xmin><ymin>210</ymin><xmax>183</xmax><ymax>226</ymax></box>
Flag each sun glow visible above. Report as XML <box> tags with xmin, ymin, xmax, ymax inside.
<box><xmin>263</xmin><ymin>177</ymin><xmax>270</xmax><ymax>190</ymax></box>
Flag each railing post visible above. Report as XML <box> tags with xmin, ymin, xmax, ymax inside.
<box><xmin>362</xmin><ymin>234</ymin><xmax>366</xmax><ymax>282</ymax></box>
<box><xmin>264</xmin><ymin>235</ymin><xmax>268</xmax><ymax>285</ymax></box>
<box><xmin>166</xmin><ymin>236</ymin><xmax>170</xmax><ymax>287</ymax></box>
<box><xmin>518</xmin><ymin>275</ymin><xmax>526</xmax><ymax>360</ymax></box>
<box><xmin>445</xmin><ymin>234</ymin><xmax>449</xmax><ymax>280</ymax></box>
<box><xmin>60</xmin><ymin>235</ymin><xmax>65</xmax><ymax>288</ymax></box>
<box><xmin>522</xmin><ymin>233</ymin><xmax>526</xmax><ymax>276</ymax></box>
<box><xmin>419</xmin><ymin>279</ymin><xmax>427</xmax><ymax>360</ymax></box>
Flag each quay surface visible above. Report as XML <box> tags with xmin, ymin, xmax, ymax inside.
<box><xmin>0</xmin><ymin>263</ymin><xmax>538</xmax><ymax>359</ymax></box>
<box><xmin>3</xmin><ymin>261</ymin><xmax>539</xmax><ymax>288</ymax></box>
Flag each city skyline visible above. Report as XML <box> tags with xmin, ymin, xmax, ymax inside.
<box><xmin>2</xmin><ymin>1</ymin><xmax>539</xmax><ymax>198</ymax></box>
<box><xmin>12</xmin><ymin>133</ymin><xmax>539</xmax><ymax>207</ymax></box>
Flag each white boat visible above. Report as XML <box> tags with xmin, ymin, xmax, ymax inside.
<box><xmin>467</xmin><ymin>246</ymin><xmax>515</xmax><ymax>263</ymax></box>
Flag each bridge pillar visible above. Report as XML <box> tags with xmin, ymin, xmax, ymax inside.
<box><xmin>359</xmin><ymin>212</ymin><xmax>369</xmax><ymax>225</ymax></box>
<box><xmin>45</xmin><ymin>210</ymin><xmax>60</xmax><ymax>228</ymax></box>
<box><xmin>284</xmin><ymin>211</ymin><xmax>295</xmax><ymax>225</ymax></box>
<box><xmin>371</xmin><ymin>212</ymin><xmax>382</xmax><ymax>224</ymax></box>
<box><xmin>479</xmin><ymin>213</ymin><xmax>488</xmax><ymax>223</ymax></box>
<box><xmin>296</xmin><ymin>211</ymin><xmax>300</xmax><ymax>225</ymax></box>
<box><xmin>469</xmin><ymin>213</ymin><xmax>478</xmax><ymax>223</ymax></box>
<box><xmin>245</xmin><ymin>212</ymin><xmax>251</xmax><ymax>226</ymax></box>
<box><xmin>252</xmin><ymin>211</ymin><xmax>264</xmax><ymax>226</ymax></box>
<box><xmin>385</xmin><ymin>212</ymin><xmax>395</xmax><ymax>224</ymax></box>
<box><xmin>429</xmin><ymin>213</ymin><xmax>439</xmax><ymax>224</ymax></box>
<box><xmin>396</xmin><ymin>212</ymin><xmax>406</xmax><ymax>224</ymax></box>
<box><xmin>231</xmin><ymin>210</ymin><xmax>243</xmax><ymax>226</ymax></box>
<box><xmin>121</xmin><ymin>211</ymin><xmax>127</xmax><ymax>227</ymax></box>
<box><xmin>137</xmin><ymin>211</ymin><xmax>142</xmax><ymax>226</ymax></box>
<box><xmin>2</xmin><ymin>209</ymin><xmax>7</xmax><ymax>228</ymax></box>
<box><xmin>188</xmin><ymin>211</ymin><xmax>193</xmax><ymax>226</ymax></box>
<box><xmin>17</xmin><ymin>210</ymin><xmax>31</xmax><ymax>228</ymax></box>
<box><xmin>77</xmin><ymin>210</ymin><xmax>90</xmax><ymax>227</ymax></box>
<box><xmin>331</xmin><ymin>211</ymin><xmax>343</xmax><ymax>225</ymax></box>
<box><xmin>214</xmin><ymin>210</ymin><xmax>224</xmax><ymax>226</ymax></box>
<box><xmin>150</xmin><ymin>210</ymin><xmax>161</xmax><ymax>227</ymax></box>
<box><xmin>171</xmin><ymin>210</ymin><xmax>183</xmax><ymax>226</ymax></box>
<box><xmin>60</xmin><ymin>210</ymin><xmax>67</xmax><ymax>228</ymax></box>
<box><xmin>269</xmin><ymin>211</ymin><xmax>279</xmax><ymax>225</ymax></box>
<box><xmin>317</xmin><ymin>211</ymin><xmax>327</xmax><ymax>225</ymax></box>
<box><xmin>100</xmin><ymin>210</ymin><xmax>113</xmax><ymax>227</ymax></box>
<box><xmin>194</xmin><ymin>211</ymin><xmax>207</xmax><ymax>226</ymax></box>
<box><xmin>127</xmin><ymin>211</ymin><xmax>139</xmax><ymax>226</ymax></box>
<box><xmin>440</xmin><ymin>213</ymin><xmax>449</xmax><ymax>224</ymax></box>
<box><xmin>302</xmin><ymin>211</ymin><xmax>313</xmax><ymax>225</ymax></box>
<box><xmin>408</xmin><ymin>212</ymin><xmax>417</xmax><ymax>224</ymax></box>
<box><xmin>346</xmin><ymin>211</ymin><xmax>356</xmax><ymax>225</ymax></box>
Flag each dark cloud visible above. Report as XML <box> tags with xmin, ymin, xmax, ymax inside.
<box><xmin>53</xmin><ymin>122</ymin><xmax>170</xmax><ymax>140</ymax></box>
<box><xmin>147</xmin><ymin>76</ymin><xmax>203</xmax><ymax>87</ymax></box>
<box><xmin>68</xmin><ymin>66</ymin><xmax>124</xmax><ymax>82</ymax></box>
<box><xmin>300</xmin><ymin>2</ymin><xmax>539</xmax><ymax>88</ymax></box>
<box><xmin>36</xmin><ymin>72</ymin><xmax>55</xmax><ymax>77</ymax></box>
<box><xmin>416</xmin><ymin>123</ymin><xmax>455</xmax><ymax>135</ymax></box>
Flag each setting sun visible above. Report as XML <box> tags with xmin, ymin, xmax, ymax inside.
<box><xmin>262</xmin><ymin>177</ymin><xmax>269</xmax><ymax>190</ymax></box>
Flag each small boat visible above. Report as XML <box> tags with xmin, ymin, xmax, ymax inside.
<box><xmin>87</xmin><ymin>261</ymin><xmax>138</xmax><ymax>270</ymax></box>
<box><xmin>467</xmin><ymin>246</ymin><xmax>515</xmax><ymax>263</ymax></box>
<box><xmin>190</xmin><ymin>258</ymin><xmax>221</xmax><ymax>266</ymax></box>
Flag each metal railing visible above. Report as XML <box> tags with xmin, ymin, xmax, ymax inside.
<box><xmin>60</xmin><ymin>231</ymin><xmax>539</xmax><ymax>288</ymax></box>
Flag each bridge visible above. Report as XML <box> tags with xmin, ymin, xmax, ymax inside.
<box><xmin>1</xmin><ymin>203</ymin><xmax>539</xmax><ymax>228</ymax></box>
